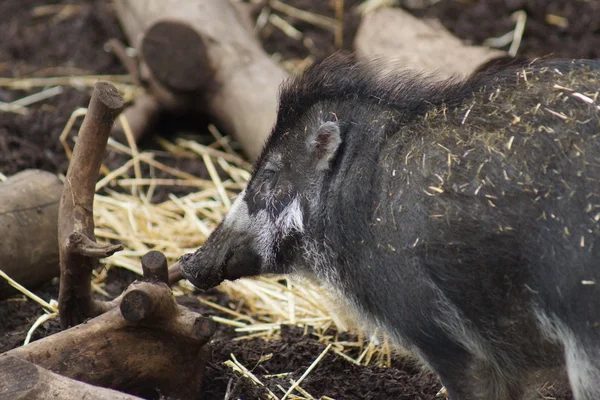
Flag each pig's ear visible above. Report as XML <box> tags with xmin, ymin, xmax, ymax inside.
<box><xmin>310</xmin><ymin>121</ymin><xmax>341</xmax><ymax>170</ymax></box>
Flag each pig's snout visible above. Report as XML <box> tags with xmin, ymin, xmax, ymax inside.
<box><xmin>179</xmin><ymin>229</ymin><xmax>262</xmax><ymax>290</ymax></box>
<box><xmin>179</xmin><ymin>247</ymin><xmax>226</xmax><ymax>290</ymax></box>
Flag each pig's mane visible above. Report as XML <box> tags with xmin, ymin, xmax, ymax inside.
<box><xmin>273</xmin><ymin>53</ymin><xmax>532</xmax><ymax>135</ymax></box>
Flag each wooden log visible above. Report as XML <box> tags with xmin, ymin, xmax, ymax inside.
<box><xmin>113</xmin><ymin>0</ymin><xmax>289</xmax><ymax>161</ymax></box>
<box><xmin>58</xmin><ymin>81</ymin><xmax>125</xmax><ymax>328</ymax></box>
<box><xmin>0</xmin><ymin>356</ymin><xmax>143</xmax><ymax>400</ymax></box>
<box><xmin>2</xmin><ymin>281</ymin><xmax>215</xmax><ymax>400</ymax></box>
<box><xmin>354</xmin><ymin>7</ymin><xmax>505</xmax><ymax>79</ymax></box>
<box><xmin>0</xmin><ymin>170</ymin><xmax>63</xmax><ymax>299</ymax></box>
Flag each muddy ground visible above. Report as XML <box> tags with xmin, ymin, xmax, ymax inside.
<box><xmin>1</xmin><ymin>0</ymin><xmax>598</xmax><ymax>398</ymax></box>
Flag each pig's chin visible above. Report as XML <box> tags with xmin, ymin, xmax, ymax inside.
<box><xmin>178</xmin><ymin>252</ymin><xmax>226</xmax><ymax>291</ymax></box>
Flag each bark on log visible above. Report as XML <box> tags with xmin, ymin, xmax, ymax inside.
<box><xmin>3</xmin><ymin>281</ymin><xmax>215</xmax><ymax>400</ymax></box>
<box><xmin>113</xmin><ymin>0</ymin><xmax>289</xmax><ymax>161</ymax></box>
<box><xmin>58</xmin><ymin>81</ymin><xmax>125</xmax><ymax>328</ymax></box>
<box><xmin>168</xmin><ymin>261</ymin><xmax>184</xmax><ymax>286</ymax></box>
<box><xmin>0</xmin><ymin>356</ymin><xmax>143</xmax><ymax>400</ymax></box>
<box><xmin>354</xmin><ymin>7</ymin><xmax>505</xmax><ymax>79</ymax></box>
<box><xmin>0</xmin><ymin>170</ymin><xmax>63</xmax><ymax>299</ymax></box>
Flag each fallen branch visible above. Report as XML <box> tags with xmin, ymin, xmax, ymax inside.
<box><xmin>168</xmin><ymin>260</ymin><xmax>184</xmax><ymax>286</ymax></box>
<box><xmin>2</xmin><ymin>255</ymin><xmax>216</xmax><ymax>399</ymax></box>
<box><xmin>0</xmin><ymin>170</ymin><xmax>63</xmax><ymax>299</ymax></box>
<box><xmin>104</xmin><ymin>39</ymin><xmax>161</xmax><ymax>145</ymax></box>
<box><xmin>58</xmin><ymin>81</ymin><xmax>125</xmax><ymax>328</ymax></box>
<box><xmin>113</xmin><ymin>0</ymin><xmax>290</xmax><ymax>161</ymax></box>
<box><xmin>0</xmin><ymin>356</ymin><xmax>143</xmax><ymax>400</ymax></box>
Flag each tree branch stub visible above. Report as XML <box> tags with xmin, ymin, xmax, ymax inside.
<box><xmin>120</xmin><ymin>282</ymin><xmax>177</xmax><ymax>323</ymax></box>
<box><xmin>67</xmin><ymin>232</ymin><xmax>124</xmax><ymax>258</ymax></box>
<box><xmin>141</xmin><ymin>250</ymin><xmax>169</xmax><ymax>284</ymax></box>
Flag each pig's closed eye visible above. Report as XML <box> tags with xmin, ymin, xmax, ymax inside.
<box><xmin>262</xmin><ymin>169</ymin><xmax>277</xmax><ymax>180</ymax></box>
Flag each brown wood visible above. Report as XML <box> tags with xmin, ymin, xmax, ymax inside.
<box><xmin>105</xmin><ymin>38</ymin><xmax>142</xmax><ymax>87</ymax></box>
<box><xmin>0</xmin><ymin>170</ymin><xmax>63</xmax><ymax>299</ymax></box>
<box><xmin>0</xmin><ymin>356</ymin><xmax>143</xmax><ymax>400</ymax></box>
<box><xmin>113</xmin><ymin>0</ymin><xmax>289</xmax><ymax>161</ymax></box>
<box><xmin>141</xmin><ymin>250</ymin><xmax>169</xmax><ymax>284</ymax></box>
<box><xmin>354</xmin><ymin>8</ymin><xmax>504</xmax><ymax>79</ymax></box>
<box><xmin>168</xmin><ymin>261</ymin><xmax>184</xmax><ymax>285</ymax></box>
<box><xmin>3</xmin><ymin>281</ymin><xmax>215</xmax><ymax>400</ymax></box>
<box><xmin>120</xmin><ymin>282</ymin><xmax>175</xmax><ymax>322</ymax></box>
<box><xmin>57</xmin><ymin>81</ymin><xmax>125</xmax><ymax>328</ymax></box>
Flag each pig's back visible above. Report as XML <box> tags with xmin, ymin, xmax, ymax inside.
<box><xmin>369</xmin><ymin>59</ymin><xmax>600</xmax><ymax>329</ymax></box>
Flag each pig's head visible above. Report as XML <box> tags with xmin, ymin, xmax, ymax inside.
<box><xmin>179</xmin><ymin>109</ymin><xmax>343</xmax><ymax>290</ymax></box>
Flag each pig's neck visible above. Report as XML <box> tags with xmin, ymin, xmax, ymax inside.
<box><xmin>303</xmin><ymin>112</ymin><xmax>395</xmax><ymax>299</ymax></box>
<box><xmin>301</xmin><ymin>106</ymin><xmax>436</xmax><ymax>333</ymax></box>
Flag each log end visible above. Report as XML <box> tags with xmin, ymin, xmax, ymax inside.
<box><xmin>0</xmin><ymin>169</ymin><xmax>63</xmax><ymax>299</ymax></box>
<box><xmin>95</xmin><ymin>81</ymin><xmax>125</xmax><ymax>112</ymax></box>
<box><xmin>141</xmin><ymin>21</ymin><xmax>211</xmax><ymax>93</ymax></box>
<box><xmin>141</xmin><ymin>250</ymin><xmax>169</xmax><ymax>284</ymax></box>
<box><xmin>192</xmin><ymin>316</ymin><xmax>216</xmax><ymax>342</ymax></box>
<box><xmin>120</xmin><ymin>289</ymin><xmax>153</xmax><ymax>322</ymax></box>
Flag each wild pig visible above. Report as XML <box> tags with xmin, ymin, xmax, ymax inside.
<box><xmin>180</xmin><ymin>55</ymin><xmax>600</xmax><ymax>400</ymax></box>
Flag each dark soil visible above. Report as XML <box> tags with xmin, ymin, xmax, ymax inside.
<box><xmin>202</xmin><ymin>325</ymin><xmax>442</xmax><ymax>400</ymax></box>
<box><xmin>1</xmin><ymin>0</ymin><xmax>597</xmax><ymax>398</ymax></box>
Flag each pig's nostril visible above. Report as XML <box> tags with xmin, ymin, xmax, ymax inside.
<box><xmin>223</xmin><ymin>251</ymin><xmax>232</xmax><ymax>267</ymax></box>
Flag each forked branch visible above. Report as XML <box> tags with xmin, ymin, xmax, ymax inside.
<box><xmin>57</xmin><ymin>81</ymin><xmax>125</xmax><ymax>328</ymax></box>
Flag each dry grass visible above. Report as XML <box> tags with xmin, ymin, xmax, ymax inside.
<box><xmin>0</xmin><ymin>269</ymin><xmax>59</xmax><ymax>346</ymax></box>
<box><xmin>483</xmin><ymin>9</ymin><xmax>527</xmax><ymax>57</ymax></box>
<box><xmin>0</xmin><ymin>75</ymin><xmax>140</xmax><ymax>102</ymax></box>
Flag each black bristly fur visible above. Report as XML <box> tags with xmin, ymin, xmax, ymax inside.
<box><xmin>271</xmin><ymin>54</ymin><xmax>526</xmax><ymax>141</ymax></box>
<box><xmin>182</xmin><ymin>54</ymin><xmax>600</xmax><ymax>400</ymax></box>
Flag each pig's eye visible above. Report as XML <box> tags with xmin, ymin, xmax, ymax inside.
<box><xmin>262</xmin><ymin>168</ymin><xmax>277</xmax><ymax>180</ymax></box>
